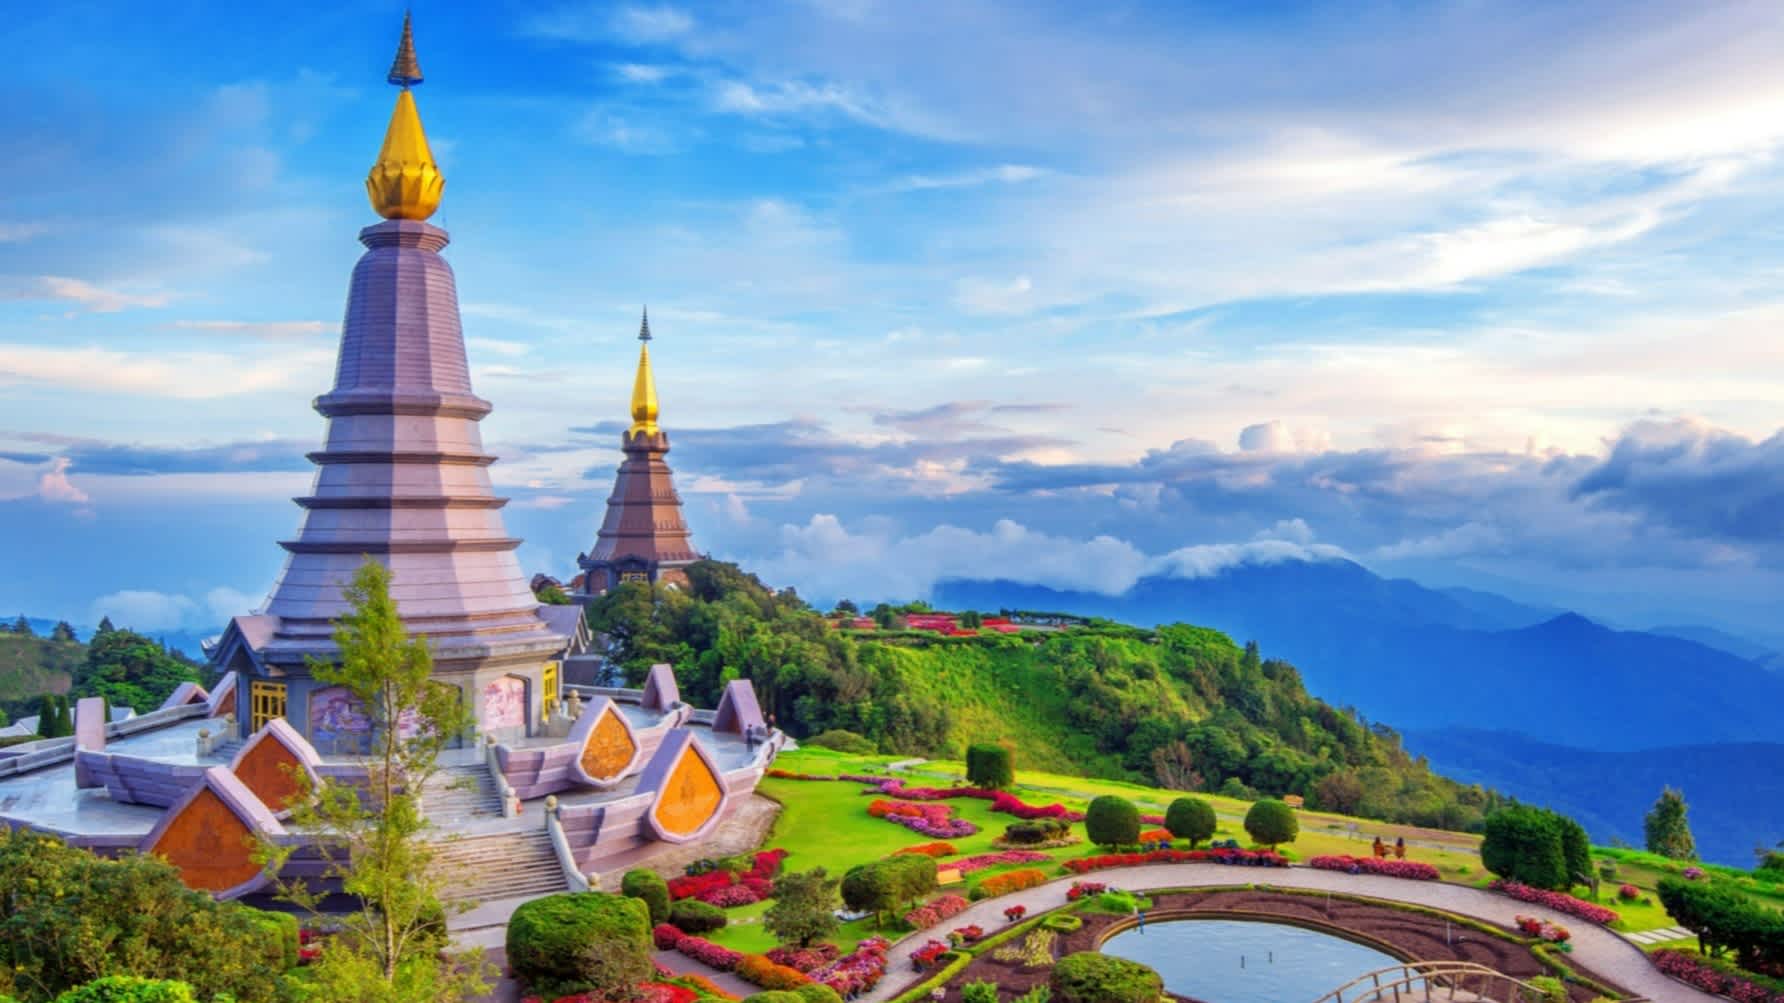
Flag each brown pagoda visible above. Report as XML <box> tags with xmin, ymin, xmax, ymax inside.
<box><xmin>575</xmin><ymin>310</ymin><xmax>700</xmax><ymax>597</ymax></box>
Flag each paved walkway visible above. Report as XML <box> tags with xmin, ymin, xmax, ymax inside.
<box><xmin>860</xmin><ymin>864</ymin><xmax>1713</xmax><ymax>1003</ymax></box>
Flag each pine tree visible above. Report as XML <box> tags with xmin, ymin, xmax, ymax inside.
<box><xmin>54</xmin><ymin>696</ymin><xmax>73</xmax><ymax>737</ymax></box>
<box><xmin>257</xmin><ymin>559</ymin><xmax>488</xmax><ymax>1002</ymax></box>
<box><xmin>1645</xmin><ymin>787</ymin><xmax>1697</xmax><ymax>860</ymax></box>
<box><xmin>12</xmin><ymin>615</ymin><xmax>33</xmax><ymax>637</ymax></box>
<box><xmin>50</xmin><ymin>620</ymin><xmax>77</xmax><ymax>643</ymax></box>
<box><xmin>95</xmin><ymin>615</ymin><xmax>116</xmax><ymax>636</ymax></box>
<box><xmin>35</xmin><ymin>694</ymin><xmax>57</xmax><ymax>737</ymax></box>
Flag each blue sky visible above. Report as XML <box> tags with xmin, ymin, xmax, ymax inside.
<box><xmin>8</xmin><ymin>1</ymin><xmax>1784</xmax><ymax>642</ymax></box>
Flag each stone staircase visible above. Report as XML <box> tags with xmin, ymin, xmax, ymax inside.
<box><xmin>430</xmin><ymin>830</ymin><xmax>565</xmax><ymax>904</ymax></box>
<box><xmin>422</xmin><ymin>764</ymin><xmax>504</xmax><ymax>821</ymax></box>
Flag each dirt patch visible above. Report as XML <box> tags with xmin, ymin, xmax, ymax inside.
<box><xmin>927</xmin><ymin>890</ymin><xmax>1629</xmax><ymax>1003</ymax></box>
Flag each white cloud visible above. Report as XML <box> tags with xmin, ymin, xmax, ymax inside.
<box><xmin>20</xmin><ymin>276</ymin><xmax>172</xmax><ymax>313</ymax></box>
<box><xmin>36</xmin><ymin>457</ymin><xmax>89</xmax><ymax>505</ymax></box>
<box><xmin>0</xmin><ymin>344</ymin><xmax>330</xmax><ymax>399</ymax></box>
<box><xmin>169</xmin><ymin>320</ymin><xmax>330</xmax><ymax>339</ymax></box>
<box><xmin>467</xmin><ymin>337</ymin><xmax>531</xmax><ymax>358</ymax></box>
<box><xmin>0</xmin><ymin>223</ymin><xmax>51</xmax><ymax>243</ymax></box>
<box><xmin>204</xmin><ymin>586</ymin><xmax>262</xmax><ymax>619</ymax></box>
<box><xmin>1239</xmin><ymin>421</ymin><xmax>1332</xmax><ymax>455</ymax></box>
<box><xmin>613</xmin><ymin>5</ymin><xmax>694</xmax><ymax>43</ymax></box>
<box><xmin>89</xmin><ymin>590</ymin><xmax>198</xmax><ymax>632</ymax></box>
<box><xmin>954</xmin><ymin>276</ymin><xmax>1034</xmax><ymax>316</ymax></box>
<box><xmin>1147</xmin><ymin>538</ymin><xmax>1347</xmax><ymax>580</ymax></box>
<box><xmin>617</xmin><ymin>63</ymin><xmax>673</xmax><ymax>84</ymax></box>
<box><xmin>883</xmin><ymin>164</ymin><xmax>1049</xmax><ymax>193</ymax></box>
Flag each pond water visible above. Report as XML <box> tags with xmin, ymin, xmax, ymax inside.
<box><xmin>1099</xmin><ymin>918</ymin><xmax>1402</xmax><ymax>1003</ymax></box>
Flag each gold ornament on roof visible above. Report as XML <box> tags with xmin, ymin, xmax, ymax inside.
<box><xmin>366</xmin><ymin>13</ymin><xmax>443</xmax><ymax>221</ymax></box>
<box><xmin>629</xmin><ymin>308</ymin><xmax>660</xmax><ymax>436</ymax></box>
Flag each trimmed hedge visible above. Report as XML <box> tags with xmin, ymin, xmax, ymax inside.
<box><xmin>506</xmin><ymin>892</ymin><xmax>653</xmax><ymax>996</ymax></box>
<box><xmin>965</xmin><ymin>743</ymin><xmax>1014</xmax><ymax>790</ymax></box>
<box><xmin>670</xmin><ymin>898</ymin><xmax>729</xmax><ymax>934</ymax></box>
<box><xmin>1051</xmin><ymin>951</ymin><xmax>1163</xmax><ymax>1003</ymax></box>
<box><xmin>1243</xmin><ymin>799</ymin><xmax>1298</xmax><ymax>848</ymax></box>
<box><xmin>623</xmin><ymin>868</ymin><xmax>672</xmax><ymax>925</ymax></box>
<box><xmin>52</xmin><ymin>978</ymin><xmax>199</xmax><ymax>1003</ymax></box>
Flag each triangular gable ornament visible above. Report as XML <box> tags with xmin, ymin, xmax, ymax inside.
<box><xmin>139</xmin><ymin>766</ymin><xmax>285</xmax><ymax>900</ymax></box>
<box><xmin>640</xmin><ymin>663</ymin><xmax>680</xmax><ymax>711</ymax></box>
<box><xmin>567</xmin><ymin>695</ymin><xmax>644</xmax><ymax>787</ymax></box>
<box><xmin>637</xmin><ymin>728</ymin><xmax>730</xmax><ymax>843</ymax></box>
<box><xmin>229</xmin><ymin>717</ymin><xmax>323</xmax><ymax>818</ymax></box>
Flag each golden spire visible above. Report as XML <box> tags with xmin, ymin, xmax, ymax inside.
<box><xmin>629</xmin><ymin>308</ymin><xmax>660</xmax><ymax>436</ymax></box>
<box><xmin>366</xmin><ymin>13</ymin><xmax>443</xmax><ymax>221</ymax></box>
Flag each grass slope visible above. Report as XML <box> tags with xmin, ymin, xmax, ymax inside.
<box><xmin>0</xmin><ymin>634</ymin><xmax>78</xmax><ymax>718</ymax></box>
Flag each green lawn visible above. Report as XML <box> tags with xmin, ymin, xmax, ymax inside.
<box><xmin>692</xmin><ymin>746</ymin><xmax>1744</xmax><ymax>957</ymax></box>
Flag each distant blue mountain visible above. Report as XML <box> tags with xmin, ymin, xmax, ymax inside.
<box><xmin>1403</xmin><ymin>728</ymin><xmax>1784</xmax><ymax>867</ymax></box>
<box><xmin>935</xmin><ymin>558</ymin><xmax>1784</xmax><ymax>753</ymax></box>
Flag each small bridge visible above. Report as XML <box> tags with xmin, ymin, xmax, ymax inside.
<box><xmin>1310</xmin><ymin>961</ymin><xmax>1554</xmax><ymax>1002</ymax></box>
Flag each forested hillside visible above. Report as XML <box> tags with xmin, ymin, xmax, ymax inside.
<box><xmin>0</xmin><ymin>620</ymin><xmax>204</xmax><ymax>725</ymax></box>
<box><xmin>588</xmin><ymin>560</ymin><xmax>1507</xmax><ymax>831</ymax></box>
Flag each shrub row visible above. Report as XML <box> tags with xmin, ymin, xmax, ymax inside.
<box><xmin>1062</xmin><ymin>847</ymin><xmax>1288</xmax><ymax>873</ymax></box>
<box><xmin>765</xmin><ymin>944</ymin><xmax>840</xmax><ymax>973</ymax></box>
<box><xmin>1308</xmin><ymin>855</ymin><xmax>1441</xmax><ymax>880</ymax></box>
<box><xmin>736</xmin><ymin>953</ymin><xmax>813</xmax><ymax>990</ymax></box>
<box><xmin>1653</xmin><ymin>949</ymin><xmax>1784</xmax><ymax>1003</ymax></box>
<box><xmin>1488</xmin><ymin>880</ymin><xmax>1618</xmax><ymax>925</ymax></box>
<box><xmin>1657</xmin><ymin>876</ymin><xmax>1784</xmax><ymax>969</ymax></box>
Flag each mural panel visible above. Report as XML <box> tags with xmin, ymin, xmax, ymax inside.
<box><xmin>653</xmin><ymin>744</ymin><xmax>724</xmax><ymax>837</ymax></box>
<box><xmin>580</xmin><ymin>704</ymin><xmax>637</xmax><ymax>781</ymax></box>
<box><xmin>482</xmin><ymin>676</ymin><xmax>526</xmax><ymax>732</ymax></box>
<box><xmin>310</xmin><ymin>686</ymin><xmax>370</xmax><ymax>751</ymax></box>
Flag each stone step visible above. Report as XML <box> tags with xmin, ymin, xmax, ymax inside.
<box><xmin>429</xmin><ymin>831</ymin><xmax>564</xmax><ymax>903</ymax></box>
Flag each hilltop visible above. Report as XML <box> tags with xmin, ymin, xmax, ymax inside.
<box><xmin>0</xmin><ymin>624</ymin><xmax>204</xmax><ymax>726</ymax></box>
<box><xmin>588</xmin><ymin>560</ymin><xmax>1506</xmax><ymax>831</ymax></box>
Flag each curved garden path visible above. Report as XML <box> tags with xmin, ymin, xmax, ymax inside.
<box><xmin>862</xmin><ymin>863</ymin><xmax>1714</xmax><ymax>1003</ymax></box>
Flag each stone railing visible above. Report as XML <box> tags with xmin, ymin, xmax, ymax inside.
<box><xmin>0</xmin><ymin>703</ymin><xmax>207</xmax><ymax>779</ymax></box>
<box><xmin>543</xmin><ymin>795</ymin><xmax>594</xmax><ymax>892</ymax></box>
<box><xmin>484</xmin><ymin>735</ymin><xmax>519</xmax><ymax>818</ymax></box>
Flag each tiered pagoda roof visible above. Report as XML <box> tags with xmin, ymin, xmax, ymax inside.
<box><xmin>576</xmin><ymin>311</ymin><xmax>700</xmax><ymax>596</ymax></box>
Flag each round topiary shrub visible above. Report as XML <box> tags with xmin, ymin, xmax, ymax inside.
<box><xmin>622</xmin><ymin>867</ymin><xmax>672</xmax><ymax>925</ymax></box>
<box><xmin>1050</xmin><ymin>951</ymin><xmax>1164</xmax><ymax>1003</ymax></box>
<box><xmin>52</xmin><ymin>977</ymin><xmax>199</xmax><ymax>1003</ymax></box>
<box><xmin>670</xmin><ymin>898</ymin><xmax>729</xmax><ymax>934</ymax></box>
<box><xmin>506</xmin><ymin>892</ymin><xmax>652</xmax><ymax>996</ymax></box>
<box><xmin>804</xmin><ymin>729</ymin><xmax>877</xmax><ymax>755</ymax></box>
<box><xmin>1085</xmin><ymin>796</ymin><xmax>1140</xmax><ymax>849</ymax></box>
<box><xmin>1243</xmin><ymin>799</ymin><xmax>1299</xmax><ymax>848</ymax></box>
<box><xmin>1164</xmin><ymin>797</ymin><xmax>1217</xmax><ymax>847</ymax></box>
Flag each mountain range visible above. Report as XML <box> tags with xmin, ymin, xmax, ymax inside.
<box><xmin>936</xmin><ymin>558</ymin><xmax>1784</xmax><ymax>864</ymax></box>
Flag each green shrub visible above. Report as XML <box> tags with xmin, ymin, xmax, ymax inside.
<box><xmin>1243</xmin><ymin>799</ymin><xmax>1298</xmax><ymax>848</ymax></box>
<box><xmin>1003</xmin><ymin>819</ymin><xmax>1070</xmax><ymax>845</ymax></box>
<box><xmin>1085</xmin><ymin>796</ymin><xmax>1140</xmax><ymax>849</ymax></box>
<box><xmin>1043</xmin><ymin>914</ymin><xmax>1083</xmax><ymax>932</ymax></box>
<box><xmin>246</xmin><ymin>909</ymin><xmax>300</xmax><ymax>971</ymax></box>
<box><xmin>1524</xmin><ymin>976</ymin><xmax>1565</xmax><ymax>1003</ymax></box>
<box><xmin>506</xmin><ymin>892</ymin><xmax>652</xmax><ymax>997</ymax></box>
<box><xmin>793</xmin><ymin>983</ymin><xmax>844</xmax><ymax>1003</ymax></box>
<box><xmin>622</xmin><ymin>868</ymin><xmax>672</xmax><ymax>925</ymax></box>
<box><xmin>961</xmin><ymin>981</ymin><xmax>999</xmax><ymax>1003</ymax></box>
<box><xmin>842</xmin><ymin>854</ymin><xmax>937</xmax><ymax>917</ymax></box>
<box><xmin>1050</xmin><ymin>952</ymin><xmax>1163</xmax><ymax>1003</ymax></box>
<box><xmin>804</xmin><ymin>729</ymin><xmax>877</xmax><ymax>755</ymax></box>
<box><xmin>1481</xmin><ymin>806</ymin><xmax>1568</xmax><ymax>890</ymax></box>
<box><xmin>1013</xmin><ymin>988</ymin><xmax>1052</xmax><ymax>1003</ymax></box>
<box><xmin>966</xmin><ymin>743</ymin><xmax>1015</xmax><ymax>790</ymax></box>
<box><xmin>741</xmin><ymin>993</ymin><xmax>807</xmax><ymax>1003</ymax></box>
<box><xmin>52</xmin><ymin>978</ymin><xmax>199</xmax><ymax>1003</ymax></box>
<box><xmin>0</xmin><ymin>827</ymin><xmax>288</xmax><ymax>1002</ymax></box>
<box><xmin>669</xmin><ymin>899</ymin><xmax>728</xmax><ymax>934</ymax></box>
<box><xmin>1164</xmin><ymin>798</ymin><xmax>1216</xmax><ymax>847</ymax></box>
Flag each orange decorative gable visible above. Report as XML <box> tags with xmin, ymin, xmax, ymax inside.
<box><xmin>138</xmin><ymin>766</ymin><xmax>284</xmax><ymax>900</ymax></box>
<box><xmin>580</xmin><ymin>703</ymin><xmax>638</xmax><ymax>782</ymax></box>
<box><xmin>639</xmin><ymin>728</ymin><xmax>730</xmax><ymax>842</ymax></box>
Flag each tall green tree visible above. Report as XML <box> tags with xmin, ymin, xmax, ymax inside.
<box><xmin>12</xmin><ymin>616</ymin><xmax>33</xmax><ymax>637</ymax></box>
<box><xmin>1645</xmin><ymin>787</ymin><xmax>1697</xmax><ymax>861</ymax></box>
<box><xmin>764</xmin><ymin>868</ymin><xmax>840</xmax><ymax>947</ymax></box>
<box><xmin>49</xmin><ymin>622</ymin><xmax>77</xmax><ymax>644</ymax></box>
<box><xmin>1481</xmin><ymin>806</ymin><xmax>1568</xmax><ymax>889</ymax></box>
<box><xmin>258</xmin><ymin>559</ymin><xmax>486</xmax><ymax>1003</ymax></box>
<box><xmin>34</xmin><ymin>694</ymin><xmax>60</xmax><ymax>738</ymax></box>
<box><xmin>74</xmin><ymin>631</ymin><xmax>202</xmax><ymax>713</ymax></box>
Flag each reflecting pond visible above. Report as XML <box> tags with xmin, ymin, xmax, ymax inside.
<box><xmin>1099</xmin><ymin>918</ymin><xmax>1402</xmax><ymax>1003</ymax></box>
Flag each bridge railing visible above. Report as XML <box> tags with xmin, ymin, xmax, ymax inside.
<box><xmin>1311</xmin><ymin>960</ymin><xmax>1546</xmax><ymax>1003</ymax></box>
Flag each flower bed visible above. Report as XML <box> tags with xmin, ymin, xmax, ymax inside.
<box><xmin>669</xmin><ymin>850</ymin><xmax>787</xmax><ymax>904</ymax></box>
<box><xmin>1063</xmin><ymin>847</ymin><xmax>1288</xmax><ymax>874</ymax></box>
<box><xmin>910</xmin><ymin>939</ymin><xmax>950</xmax><ymax>971</ymax></box>
<box><xmin>1488</xmin><ymin>880</ymin><xmax>1619</xmax><ymax>925</ymax></box>
<box><xmin>675</xmin><ymin>935</ymin><xmax>745</xmax><ymax>972</ymax></box>
<box><xmin>810</xmin><ymin>937</ymin><xmax>891</xmax><ymax>996</ymax></box>
<box><xmin>896</xmin><ymin>841</ymin><xmax>959</xmax><ymax>858</ymax></box>
<box><xmin>1004</xmin><ymin>904</ymin><xmax>1028</xmax><ymax>922</ymax></box>
<box><xmin>868</xmin><ymin>799</ymin><xmax>979</xmax><ymax>838</ymax></box>
<box><xmin>668</xmin><ymin>870</ymin><xmax>734</xmax><ymax>901</ymax></box>
<box><xmin>1654</xmin><ymin>949</ymin><xmax>1784</xmax><ymax>1003</ymax></box>
<box><xmin>1515</xmin><ymin>915</ymin><xmax>1571</xmax><ymax>943</ymax></box>
<box><xmin>700</xmin><ymin>883</ymin><xmax>764</xmax><ymax>908</ymax></box>
<box><xmin>990</xmin><ymin>791</ymin><xmax>1086</xmax><ymax>822</ymax></box>
<box><xmin>654</xmin><ymin>923</ymin><xmax>685</xmax><ymax>950</ymax></box>
<box><xmin>1309</xmin><ymin>855</ymin><xmax>1441</xmax><ymax>881</ymax></box>
<box><xmin>857</xmin><ymin>777</ymin><xmax>1089</xmax><ymax>822</ymax></box>
<box><xmin>1139</xmin><ymin>829</ymin><xmax>1175</xmax><ymax>843</ymax></box>
<box><xmin>736</xmin><ymin>953</ymin><xmax>812</xmax><ymax>990</ymax></box>
<box><xmin>904</xmin><ymin>893</ymin><xmax>971</xmax><ymax>930</ymax></box>
<box><xmin>1066</xmin><ymin>880</ymin><xmax>1108</xmax><ymax>901</ymax></box>
<box><xmin>765</xmin><ymin>944</ymin><xmax>839</xmax><ymax>973</ymax></box>
<box><xmin>952</xmin><ymin>850</ymin><xmax>1051</xmax><ymax>874</ymax></box>
<box><xmin>975</xmin><ymin>868</ymin><xmax>1050</xmax><ymax>898</ymax></box>
<box><xmin>1618</xmin><ymin>883</ymin><xmax>1641</xmax><ymax>901</ymax></box>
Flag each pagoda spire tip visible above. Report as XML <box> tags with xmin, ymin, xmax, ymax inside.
<box><xmin>388</xmin><ymin>11</ymin><xmax>424</xmax><ymax>88</ymax></box>
<box><xmin>639</xmin><ymin>306</ymin><xmax>652</xmax><ymax>342</ymax></box>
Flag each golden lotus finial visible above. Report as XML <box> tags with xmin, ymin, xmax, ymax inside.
<box><xmin>365</xmin><ymin>13</ymin><xmax>443</xmax><ymax>220</ymax></box>
<box><xmin>629</xmin><ymin>308</ymin><xmax>660</xmax><ymax>436</ymax></box>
